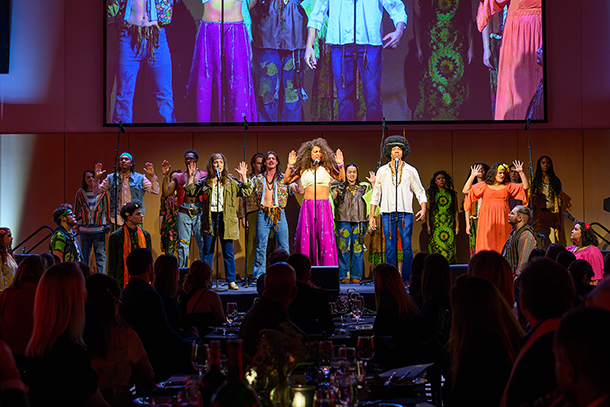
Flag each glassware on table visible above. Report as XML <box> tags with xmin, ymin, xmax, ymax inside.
<box><xmin>318</xmin><ymin>340</ymin><xmax>333</xmax><ymax>381</ymax></box>
<box><xmin>328</xmin><ymin>301</ymin><xmax>338</xmax><ymax>315</ymax></box>
<box><xmin>225</xmin><ymin>302</ymin><xmax>238</xmax><ymax>335</ymax></box>
<box><xmin>332</xmin><ymin>344</ymin><xmax>347</xmax><ymax>374</ymax></box>
<box><xmin>356</xmin><ymin>336</ymin><xmax>375</xmax><ymax>378</ymax></box>
<box><xmin>191</xmin><ymin>341</ymin><xmax>209</xmax><ymax>378</ymax></box>
<box><xmin>350</xmin><ymin>297</ymin><xmax>364</xmax><ymax>326</ymax></box>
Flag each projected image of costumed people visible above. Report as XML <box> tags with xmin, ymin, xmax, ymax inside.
<box><xmin>190</xmin><ymin>153</ymin><xmax>252</xmax><ymax>290</ymax></box>
<box><xmin>305</xmin><ymin>0</ymin><xmax>407</xmax><ymax>121</ymax></box>
<box><xmin>250</xmin><ymin>0</ymin><xmax>307</xmax><ymax>122</ymax></box>
<box><xmin>187</xmin><ymin>0</ymin><xmax>257</xmax><ymax>122</ymax></box>
<box><xmin>463</xmin><ymin>162</ymin><xmax>529</xmax><ymax>254</ymax></box>
<box><xmin>477</xmin><ymin>0</ymin><xmax>542</xmax><ymax>120</ymax></box>
<box><xmin>108</xmin><ymin>0</ymin><xmax>177</xmax><ymax>123</ymax></box>
<box><xmin>369</xmin><ymin>136</ymin><xmax>427</xmax><ymax>283</ymax></box>
<box><xmin>284</xmin><ymin>138</ymin><xmax>345</xmax><ymax>266</ymax></box>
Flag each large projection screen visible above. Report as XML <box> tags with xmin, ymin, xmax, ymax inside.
<box><xmin>104</xmin><ymin>0</ymin><xmax>546</xmax><ymax>125</ymax></box>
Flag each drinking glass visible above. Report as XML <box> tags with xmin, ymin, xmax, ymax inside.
<box><xmin>318</xmin><ymin>340</ymin><xmax>333</xmax><ymax>381</ymax></box>
<box><xmin>357</xmin><ymin>336</ymin><xmax>374</xmax><ymax>378</ymax></box>
<box><xmin>225</xmin><ymin>302</ymin><xmax>238</xmax><ymax>335</ymax></box>
<box><xmin>332</xmin><ymin>344</ymin><xmax>347</xmax><ymax>373</ymax></box>
<box><xmin>191</xmin><ymin>342</ymin><xmax>209</xmax><ymax>378</ymax></box>
<box><xmin>350</xmin><ymin>297</ymin><xmax>363</xmax><ymax>326</ymax></box>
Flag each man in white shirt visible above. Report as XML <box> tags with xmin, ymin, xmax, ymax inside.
<box><xmin>305</xmin><ymin>0</ymin><xmax>407</xmax><ymax>121</ymax></box>
<box><xmin>369</xmin><ymin>136</ymin><xmax>426</xmax><ymax>282</ymax></box>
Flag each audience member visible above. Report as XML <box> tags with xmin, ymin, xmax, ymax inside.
<box><xmin>0</xmin><ymin>340</ymin><xmax>29</xmax><ymax>407</ymax></box>
<box><xmin>409</xmin><ymin>251</ymin><xmax>429</xmax><ymax>310</ymax></box>
<box><xmin>119</xmin><ymin>249</ymin><xmax>192</xmax><ymax>382</ymax></box>
<box><xmin>0</xmin><ymin>255</ymin><xmax>45</xmax><ymax>366</ymax></box>
<box><xmin>585</xmin><ymin>278</ymin><xmax>610</xmax><ymax>311</ymax></box>
<box><xmin>152</xmin><ymin>254</ymin><xmax>185</xmax><ymax>336</ymax></box>
<box><xmin>500</xmin><ymin>257</ymin><xmax>575</xmax><ymax>407</ymax></box>
<box><xmin>267</xmin><ymin>248</ymin><xmax>290</xmax><ymax>266</ymax></box>
<box><xmin>468</xmin><ymin>250</ymin><xmax>515</xmax><ymax>307</ymax></box>
<box><xmin>604</xmin><ymin>252</ymin><xmax>610</xmax><ymax>279</ymax></box>
<box><xmin>568</xmin><ymin>259</ymin><xmax>594</xmax><ymax>306</ymax></box>
<box><xmin>527</xmin><ymin>248</ymin><xmax>546</xmax><ymax>261</ymax></box>
<box><xmin>545</xmin><ymin>243</ymin><xmax>566</xmax><ymax>262</ymax></box>
<box><xmin>40</xmin><ymin>252</ymin><xmax>57</xmax><ymax>269</ymax></box>
<box><xmin>502</xmin><ymin>205</ymin><xmax>537</xmax><ymax>277</ymax></box>
<box><xmin>179</xmin><ymin>260</ymin><xmax>225</xmax><ymax>337</ymax></box>
<box><xmin>421</xmin><ymin>253</ymin><xmax>452</xmax><ymax>346</ymax></box>
<box><xmin>49</xmin><ymin>204</ymin><xmax>84</xmax><ymax>262</ymax></box>
<box><xmin>78</xmin><ymin>261</ymin><xmax>92</xmax><ymax>278</ymax></box>
<box><xmin>567</xmin><ymin>221</ymin><xmax>604</xmax><ymax>282</ymax></box>
<box><xmin>373</xmin><ymin>263</ymin><xmax>425</xmax><ymax>370</ymax></box>
<box><xmin>84</xmin><ymin>274</ymin><xmax>155</xmax><ymax>406</ymax></box>
<box><xmin>238</xmin><ymin>262</ymin><xmax>306</xmax><ymax>358</ymax></box>
<box><xmin>0</xmin><ymin>227</ymin><xmax>17</xmax><ymax>291</ymax></box>
<box><xmin>107</xmin><ymin>202</ymin><xmax>152</xmax><ymax>288</ymax></box>
<box><xmin>446</xmin><ymin>275</ymin><xmax>524</xmax><ymax>407</ymax></box>
<box><xmin>287</xmin><ymin>253</ymin><xmax>335</xmax><ymax>336</ymax></box>
<box><xmin>554</xmin><ymin>307</ymin><xmax>610</xmax><ymax>407</ymax></box>
<box><xmin>24</xmin><ymin>262</ymin><xmax>109</xmax><ymax>407</ymax></box>
<box><xmin>555</xmin><ymin>250</ymin><xmax>576</xmax><ymax>271</ymax></box>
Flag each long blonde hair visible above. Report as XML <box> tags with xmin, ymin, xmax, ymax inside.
<box><xmin>26</xmin><ymin>262</ymin><xmax>87</xmax><ymax>357</ymax></box>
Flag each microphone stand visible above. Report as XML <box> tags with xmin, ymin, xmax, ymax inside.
<box><xmin>524</xmin><ymin>118</ymin><xmax>534</xmax><ymax>188</ymax></box>
<box><xmin>220</xmin><ymin>0</ymin><xmax>226</xmax><ymax>122</ymax></box>
<box><xmin>113</xmin><ymin>121</ymin><xmax>125</xmax><ymax>230</ymax></box>
<box><xmin>313</xmin><ymin>162</ymin><xmax>318</xmax><ymax>266</ymax></box>
<box><xmin>242</xmin><ymin>117</ymin><xmax>250</xmax><ymax>288</ymax></box>
<box><xmin>213</xmin><ymin>169</ymin><xmax>227</xmax><ymax>292</ymax></box>
<box><xmin>377</xmin><ymin>117</ymin><xmax>387</xmax><ymax>170</ymax></box>
<box><xmin>394</xmin><ymin>158</ymin><xmax>399</xmax><ymax>272</ymax></box>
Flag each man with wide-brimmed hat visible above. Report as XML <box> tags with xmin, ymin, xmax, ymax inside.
<box><xmin>369</xmin><ymin>136</ymin><xmax>426</xmax><ymax>282</ymax></box>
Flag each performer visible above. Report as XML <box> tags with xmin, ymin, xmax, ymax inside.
<box><xmin>237</xmin><ymin>153</ymin><xmax>264</xmax><ymax>278</ymax></box>
<box><xmin>332</xmin><ymin>164</ymin><xmax>373</xmax><ymax>283</ymax></box>
<box><xmin>425</xmin><ymin>171</ymin><xmax>459</xmax><ymax>263</ymax></box>
<box><xmin>49</xmin><ymin>204</ymin><xmax>83</xmax><ymax>262</ymax></box>
<box><xmin>369</xmin><ymin>136</ymin><xmax>427</xmax><ymax>283</ymax></box>
<box><xmin>159</xmin><ymin>169</ymin><xmax>181</xmax><ymax>255</ymax></box>
<box><xmin>251</xmin><ymin>151</ymin><xmax>291</xmax><ymax>279</ymax></box>
<box><xmin>305</xmin><ymin>0</ymin><xmax>407</xmax><ymax>121</ymax></box>
<box><xmin>284</xmin><ymin>138</ymin><xmax>345</xmax><ymax>266</ymax></box>
<box><xmin>187</xmin><ymin>0</ymin><xmax>256</xmax><ymax>123</ymax></box>
<box><xmin>502</xmin><ymin>205</ymin><xmax>537</xmax><ymax>276</ymax></box>
<box><xmin>161</xmin><ymin>150</ymin><xmax>207</xmax><ymax>267</ymax></box>
<box><xmin>463</xmin><ymin>163</ymin><xmax>489</xmax><ymax>258</ymax></box>
<box><xmin>530</xmin><ymin>155</ymin><xmax>563</xmax><ymax>245</ymax></box>
<box><xmin>463</xmin><ymin>161</ymin><xmax>529</xmax><ymax>254</ymax></box>
<box><xmin>94</xmin><ymin>152</ymin><xmax>160</xmax><ymax>230</ymax></box>
<box><xmin>190</xmin><ymin>153</ymin><xmax>252</xmax><ymax>290</ymax></box>
<box><xmin>568</xmin><ymin>222</ymin><xmax>604</xmax><ymax>282</ymax></box>
<box><xmin>74</xmin><ymin>170</ymin><xmax>110</xmax><ymax>274</ymax></box>
<box><xmin>0</xmin><ymin>228</ymin><xmax>17</xmax><ymax>291</ymax></box>
<box><xmin>250</xmin><ymin>0</ymin><xmax>307</xmax><ymax>121</ymax></box>
<box><xmin>477</xmin><ymin>0</ymin><xmax>542</xmax><ymax>120</ymax></box>
<box><xmin>107</xmin><ymin>202</ymin><xmax>152</xmax><ymax>288</ymax></box>
<box><xmin>108</xmin><ymin>0</ymin><xmax>176</xmax><ymax>123</ymax></box>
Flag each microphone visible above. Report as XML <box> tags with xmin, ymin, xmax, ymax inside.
<box><xmin>563</xmin><ymin>211</ymin><xmax>576</xmax><ymax>222</ymax></box>
<box><xmin>394</xmin><ymin>158</ymin><xmax>399</xmax><ymax>170</ymax></box>
<box><xmin>118</xmin><ymin>120</ymin><xmax>125</xmax><ymax>133</ymax></box>
<box><xmin>313</xmin><ymin>159</ymin><xmax>320</xmax><ymax>166</ymax></box>
<box><xmin>243</xmin><ymin>114</ymin><xmax>248</xmax><ymax>130</ymax></box>
<box><xmin>75</xmin><ymin>215</ymin><xmax>83</xmax><ymax>222</ymax></box>
<box><xmin>215</xmin><ymin>168</ymin><xmax>221</xmax><ymax>179</ymax></box>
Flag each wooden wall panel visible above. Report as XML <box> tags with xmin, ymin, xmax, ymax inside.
<box><xmin>583</xmin><ymin>129</ymin><xmax>610</xmax><ymax>249</ymax></box>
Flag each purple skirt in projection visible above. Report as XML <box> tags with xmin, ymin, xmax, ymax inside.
<box><xmin>294</xmin><ymin>199</ymin><xmax>338</xmax><ymax>266</ymax></box>
<box><xmin>187</xmin><ymin>21</ymin><xmax>257</xmax><ymax>123</ymax></box>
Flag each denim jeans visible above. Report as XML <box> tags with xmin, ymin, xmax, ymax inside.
<box><xmin>177</xmin><ymin>203</ymin><xmax>204</xmax><ymax>268</ymax></box>
<box><xmin>253</xmin><ymin>208</ymin><xmax>290</xmax><ymax>280</ymax></box>
<box><xmin>336</xmin><ymin>221</ymin><xmax>365</xmax><ymax>280</ymax></box>
<box><xmin>254</xmin><ymin>48</ymin><xmax>303</xmax><ymax>122</ymax></box>
<box><xmin>382</xmin><ymin>212</ymin><xmax>413</xmax><ymax>282</ymax></box>
<box><xmin>330</xmin><ymin>44</ymin><xmax>383</xmax><ymax>121</ymax></box>
<box><xmin>112</xmin><ymin>27</ymin><xmax>176</xmax><ymax>123</ymax></box>
<box><xmin>80</xmin><ymin>232</ymin><xmax>107</xmax><ymax>274</ymax></box>
<box><xmin>202</xmin><ymin>213</ymin><xmax>236</xmax><ymax>283</ymax></box>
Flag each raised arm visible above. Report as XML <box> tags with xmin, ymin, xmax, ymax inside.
<box><xmin>143</xmin><ymin>162</ymin><xmax>160</xmax><ymax>195</ymax></box>
<box><xmin>512</xmin><ymin>160</ymin><xmax>530</xmax><ymax>190</ymax></box>
<box><xmin>462</xmin><ymin>164</ymin><xmax>483</xmax><ymax>194</ymax></box>
<box><xmin>284</xmin><ymin>150</ymin><xmax>300</xmax><ymax>184</ymax></box>
<box><xmin>161</xmin><ymin>160</ymin><xmax>177</xmax><ymax>197</ymax></box>
<box><xmin>332</xmin><ymin>149</ymin><xmax>346</xmax><ymax>182</ymax></box>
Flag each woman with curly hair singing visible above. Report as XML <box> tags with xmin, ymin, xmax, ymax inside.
<box><xmin>464</xmin><ymin>161</ymin><xmax>529</xmax><ymax>254</ymax></box>
<box><xmin>284</xmin><ymin>138</ymin><xmax>345</xmax><ymax>266</ymax></box>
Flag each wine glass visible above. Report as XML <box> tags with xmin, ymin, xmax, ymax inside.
<box><xmin>332</xmin><ymin>344</ymin><xmax>347</xmax><ymax>373</ymax></box>
<box><xmin>351</xmin><ymin>297</ymin><xmax>363</xmax><ymax>326</ymax></box>
<box><xmin>357</xmin><ymin>336</ymin><xmax>375</xmax><ymax>378</ymax></box>
<box><xmin>225</xmin><ymin>302</ymin><xmax>238</xmax><ymax>335</ymax></box>
<box><xmin>318</xmin><ymin>340</ymin><xmax>333</xmax><ymax>381</ymax></box>
<box><xmin>191</xmin><ymin>342</ymin><xmax>209</xmax><ymax>379</ymax></box>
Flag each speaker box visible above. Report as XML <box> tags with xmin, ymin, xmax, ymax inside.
<box><xmin>310</xmin><ymin>266</ymin><xmax>340</xmax><ymax>291</ymax></box>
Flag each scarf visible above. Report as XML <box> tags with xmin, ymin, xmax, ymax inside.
<box><xmin>123</xmin><ymin>225</ymin><xmax>147</xmax><ymax>288</ymax></box>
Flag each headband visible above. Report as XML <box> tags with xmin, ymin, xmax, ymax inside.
<box><xmin>59</xmin><ymin>209</ymin><xmax>72</xmax><ymax>219</ymax></box>
<box><xmin>120</xmin><ymin>152</ymin><xmax>133</xmax><ymax>161</ymax></box>
<box><xmin>497</xmin><ymin>164</ymin><xmax>509</xmax><ymax>171</ymax></box>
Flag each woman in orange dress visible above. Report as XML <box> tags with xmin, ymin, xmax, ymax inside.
<box><xmin>464</xmin><ymin>161</ymin><xmax>529</xmax><ymax>253</ymax></box>
<box><xmin>477</xmin><ymin>0</ymin><xmax>542</xmax><ymax>120</ymax></box>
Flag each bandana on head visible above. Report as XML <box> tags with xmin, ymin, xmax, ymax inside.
<box><xmin>120</xmin><ymin>152</ymin><xmax>133</xmax><ymax>162</ymax></box>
